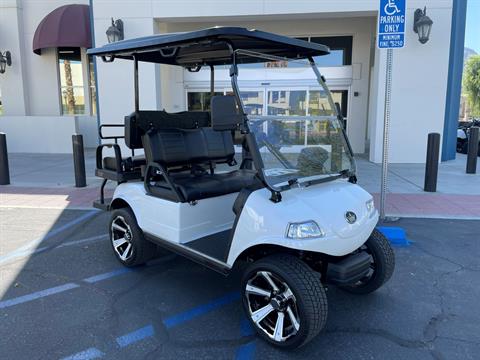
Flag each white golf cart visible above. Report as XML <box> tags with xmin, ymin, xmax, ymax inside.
<box><xmin>88</xmin><ymin>27</ymin><xmax>394</xmax><ymax>349</ymax></box>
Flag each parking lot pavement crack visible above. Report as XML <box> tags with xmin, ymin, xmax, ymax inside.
<box><xmin>421</xmin><ymin>263</ymin><xmax>474</xmax><ymax>359</ymax></box>
<box><xmin>414</xmin><ymin>244</ymin><xmax>480</xmax><ymax>272</ymax></box>
<box><xmin>326</xmin><ymin>327</ymin><xmax>427</xmax><ymax>349</ymax></box>
<box><xmin>166</xmin><ymin>336</ymin><xmax>256</xmax><ymax>350</ymax></box>
<box><xmin>435</xmin><ymin>336</ymin><xmax>480</xmax><ymax>346</ymax></box>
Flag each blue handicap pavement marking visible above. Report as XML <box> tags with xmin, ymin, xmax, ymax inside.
<box><xmin>61</xmin><ymin>292</ymin><xmax>248</xmax><ymax>359</ymax></box>
<box><xmin>163</xmin><ymin>291</ymin><xmax>241</xmax><ymax>329</ymax></box>
<box><xmin>236</xmin><ymin>318</ymin><xmax>256</xmax><ymax>360</ymax></box>
<box><xmin>240</xmin><ymin>318</ymin><xmax>255</xmax><ymax>337</ymax></box>
<box><xmin>378</xmin><ymin>0</ymin><xmax>406</xmax><ymax>48</ymax></box>
<box><xmin>377</xmin><ymin>226</ymin><xmax>411</xmax><ymax>246</ymax></box>
<box><xmin>235</xmin><ymin>341</ymin><xmax>256</xmax><ymax>360</ymax></box>
<box><xmin>116</xmin><ymin>325</ymin><xmax>155</xmax><ymax>348</ymax></box>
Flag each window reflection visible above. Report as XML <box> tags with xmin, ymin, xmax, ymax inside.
<box><xmin>267</xmin><ymin>90</ymin><xmax>306</xmax><ymax>116</ymax></box>
<box><xmin>58</xmin><ymin>47</ymin><xmax>85</xmax><ymax>115</ymax></box>
<box><xmin>187</xmin><ymin>92</ymin><xmax>223</xmax><ymax>111</ymax></box>
<box><xmin>240</xmin><ymin>91</ymin><xmax>263</xmax><ymax>115</ymax></box>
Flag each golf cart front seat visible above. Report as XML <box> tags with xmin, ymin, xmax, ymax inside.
<box><xmin>143</xmin><ymin>127</ymin><xmax>257</xmax><ymax>202</ymax></box>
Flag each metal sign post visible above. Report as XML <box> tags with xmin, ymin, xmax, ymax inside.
<box><xmin>377</xmin><ymin>0</ymin><xmax>406</xmax><ymax>220</ymax></box>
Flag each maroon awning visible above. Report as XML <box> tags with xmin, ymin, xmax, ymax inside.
<box><xmin>33</xmin><ymin>4</ymin><xmax>91</xmax><ymax>55</ymax></box>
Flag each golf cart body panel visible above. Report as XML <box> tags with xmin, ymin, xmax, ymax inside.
<box><xmin>112</xmin><ymin>182</ymin><xmax>236</xmax><ymax>245</ymax></box>
<box><xmin>227</xmin><ymin>182</ymin><xmax>377</xmax><ymax>265</ymax></box>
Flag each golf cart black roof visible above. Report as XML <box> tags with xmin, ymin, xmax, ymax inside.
<box><xmin>87</xmin><ymin>27</ymin><xmax>330</xmax><ymax>66</ymax></box>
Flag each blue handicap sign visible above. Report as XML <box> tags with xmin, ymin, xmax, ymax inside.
<box><xmin>378</xmin><ymin>0</ymin><xmax>406</xmax><ymax>48</ymax></box>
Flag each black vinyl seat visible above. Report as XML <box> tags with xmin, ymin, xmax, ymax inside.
<box><xmin>103</xmin><ymin>155</ymin><xmax>146</xmax><ymax>172</ymax></box>
<box><xmin>166</xmin><ymin>170</ymin><xmax>256</xmax><ymax>202</ymax></box>
<box><xmin>143</xmin><ymin>126</ymin><xmax>259</xmax><ymax>202</ymax></box>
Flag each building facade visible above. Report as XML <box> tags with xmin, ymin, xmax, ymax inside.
<box><xmin>0</xmin><ymin>0</ymin><xmax>467</xmax><ymax>163</ymax></box>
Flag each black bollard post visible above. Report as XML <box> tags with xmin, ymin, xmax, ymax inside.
<box><xmin>424</xmin><ymin>133</ymin><xmax>440</xmax><ymax>192</ymax></box>
<box><xmin>0</xmin><ymin>133</ymin><xmax>10</xmax><ymax>185</ymax></box>
<box><xmin>466</xmin><ymin>127</ymin><xmax>479</xmax><ymax>174</ymax></box>
<box><xmin>72</xmin><ymin>134</ymin><xmax>86</xmax><ymax>187</ymax></box>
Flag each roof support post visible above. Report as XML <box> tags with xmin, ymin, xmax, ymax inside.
<box><xmin>134</xmin><ymin>55</ymin><xmax>139</xmax><ymax>112</ymax></box>
<box><xmin>227</xmin><ymin>46</ymin><xmax>268</xmax><ymax>194</ymax></box>
<box><xmin>210</xmin><ymin>65</ymin><xmax>215</xmax><ymax>97</ymax></box>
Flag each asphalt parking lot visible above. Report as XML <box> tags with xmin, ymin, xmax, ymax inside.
<box><xmin>0</xmin><ymin>207</ymin><xmax>479</xmax><ymax>360</ymax></box>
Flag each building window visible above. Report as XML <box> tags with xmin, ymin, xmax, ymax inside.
<box><xmin>298</xmin><ymin>36</ymin><xmax>353</xmax><ymax>67</ymax></box>
<box><xmin>58</xmin><ymin>47</ymin><xmax>85</xmax><ymax>115</ymax></box>
<box><xmin>89</xmin><ymin>56</ymin><xmax>97</xmax><ymax>115</ymax></box>
<box><xmin>58</xmin><ymin>47</ymin><xmax>97</xmax><ymax>116</ymax></box>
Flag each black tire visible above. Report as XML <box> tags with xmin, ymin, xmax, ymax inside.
<box><xmin>109</xmin><ymin>207</ymin><xmax>157</xmax><ymax>267</ymax></box>
<box><xmin>340</xmin><ymin>229</ymin><xmax>395</xmax><ymax>294</ymax></box>
<box><xmin>456</xmin><ymin>139</ymin><xmax>467</xmax><ymax>154</ymax></box>
<box><xmin>241</xmin><ymin>254</ymin><xmax>327</xmax><ymax>349</ymax></box>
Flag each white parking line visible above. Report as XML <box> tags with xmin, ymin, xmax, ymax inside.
<box><xmin>83</xmin><ymin>268</ymin><xmax>132</xmax><ymax>283</ymax></box>
<box><xmin>0</xmin><ymin>255</ymin><xmax>177</xmax><ymax>311</ymax></box>
<box><xmin>0</xmin><ymin>268</ymin><xmax>131</xmax><ymax>310</ymax></box>
<box><xmin>0</xmin><ymin>234</ymin><xmax>108</xmax><ymax>266</ymax></box>
<box><xmin>60</xmin><ymin>347</ymin><xmax>105</xmax><ymax>360</ymax></box>
<box><xmin>0</xmin><ymin>283</ymin><xmax>80</xmax><ymax>309</ymax></box>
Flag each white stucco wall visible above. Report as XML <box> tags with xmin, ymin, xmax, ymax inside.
<box><xmin>369</xmin><ymin>0</ymin><xmax>453</xmax><ymax>163</ymax></box>
<box><xmin>0</xmin><ymin>116</ymin><xmax>76</xmax><ymax>153</ymax></box>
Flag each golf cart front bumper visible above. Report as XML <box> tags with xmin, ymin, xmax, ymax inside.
<box><xmin>326</xmin><ymin>251</ymin><xmax>371</xmax><ymax>285</ymax></box>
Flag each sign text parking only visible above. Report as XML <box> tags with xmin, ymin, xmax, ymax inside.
<box><xmin>378</xmin><ymin>0</ymin><xmax>406</xmax><ymax>48</ymax></box>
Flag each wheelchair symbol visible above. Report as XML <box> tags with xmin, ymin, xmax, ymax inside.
<box><xmin>384</xmin><ymin>0</ymin><xmax>400</xmax><ymax>16</ymax></box>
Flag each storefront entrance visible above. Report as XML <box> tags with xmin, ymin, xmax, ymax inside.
<box><xmin>186</xmin><ymin>87</ymin><xmax>349</xmax><ymax>128</ymax></box>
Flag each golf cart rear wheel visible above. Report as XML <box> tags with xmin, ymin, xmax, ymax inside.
<box><xmin>340</xmin><ymin>229</ymin><xmax>395</xmax><ymax>294</ymax></box>
<box><xmin>241</xmin><ymin>254</ymin><xmax>328</xmax><ymax>349</ymax></box>
<box><xmin>109</xmin><ymin>207</ymin><xmax>157</xmax><ymax>267</ymax></box>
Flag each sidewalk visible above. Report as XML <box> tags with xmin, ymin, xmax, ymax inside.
<box><xmin>1</xmin><ymin>152</ymin><xmax>479</xmax><ymax>218</ymax></box>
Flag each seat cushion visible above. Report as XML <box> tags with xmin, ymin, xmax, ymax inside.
<box><xmin>156</xmin><ymin>169</ymin><xmax>257</xmax><ymax>202</ymax></box>
<box><xmin>103</xmin><ymin>155</ymin><xmax>146</xmax><ymax>172</ymax></box>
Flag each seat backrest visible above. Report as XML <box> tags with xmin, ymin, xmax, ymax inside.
<box><xmin>143</xmin><ymin>127</ymin><xmax>234</xmax><ymax>167</ymax></box>
<box><xmin>210</xmin><ymin>95</ymin><xmax>243</xmax><ymax>131</ymax></box>
<box><xmin>124</xmin><ymin>110</ymin><xmax>211</xmax><ymax>149</ymax></box>
<box><xmin>201</xmin><ymin>127</ymin><xmax>234</xmax><ymax>162</ymax></box>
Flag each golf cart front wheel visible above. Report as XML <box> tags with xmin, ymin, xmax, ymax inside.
<box><xmin>109</xmin><ymin>207</ymin><xmax>157</xmax><ymax>267</ymax></box>
<box><xmin>340</xmin><ymin>229</ymin><xmax>395</xmax><ymax>294</ymax></box>
<box><xmin>241</xmin><ymin>254</ymin><xmax>328</xmax><ymax>349</ymax></box>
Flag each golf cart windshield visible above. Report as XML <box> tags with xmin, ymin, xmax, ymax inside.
<box><xmin>235</xmin><ymin>51</ymin><xmax>355</xmax><ymax>191</ymax></box>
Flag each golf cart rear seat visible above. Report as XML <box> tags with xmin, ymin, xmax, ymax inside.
<box><xmin>96</xmin><ymin>110</ymin><xmax>211</xmax><ymax>182</ymax></box>
<box><xmin>143</xmin><ymin>127</ymin><xmax>256</xmax><ymax>202</ymax></box>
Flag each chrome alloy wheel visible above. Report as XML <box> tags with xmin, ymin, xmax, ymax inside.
<box><xmin>111</xmin><ymin>215</ymin><xmax>134</xmax><ymax>261</ymax></box>
<box><xmin>245</xmin><ymin>271</ymin><xmax>301</xmax><ymax>343</ymax></box>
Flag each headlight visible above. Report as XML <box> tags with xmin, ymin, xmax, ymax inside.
<box><xmin>366</xmin><ymin>199</ymin><xmax>375</xmax><ymax>212</ymax></box>
<box><xmin>286</xmin><ymin>221</ymin><xmax>325</xmax><ymax>239</ymax></box>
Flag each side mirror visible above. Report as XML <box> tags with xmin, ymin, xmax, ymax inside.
<box><xmin>210</xmin><ymin>95</ymin><xmax>243</xmax><ymax>131</ymax></box>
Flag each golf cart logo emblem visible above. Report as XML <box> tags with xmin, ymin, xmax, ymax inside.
<box><xmin>345</xmin><ymin>211</ymin><xmax>357</xmax><ymax>224</ymax></box>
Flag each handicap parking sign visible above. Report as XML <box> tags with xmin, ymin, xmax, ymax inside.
<box><xmin>378</xmin><ymin>0</ymin><xmax>406</xmax><ymax>48</ymax></box>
